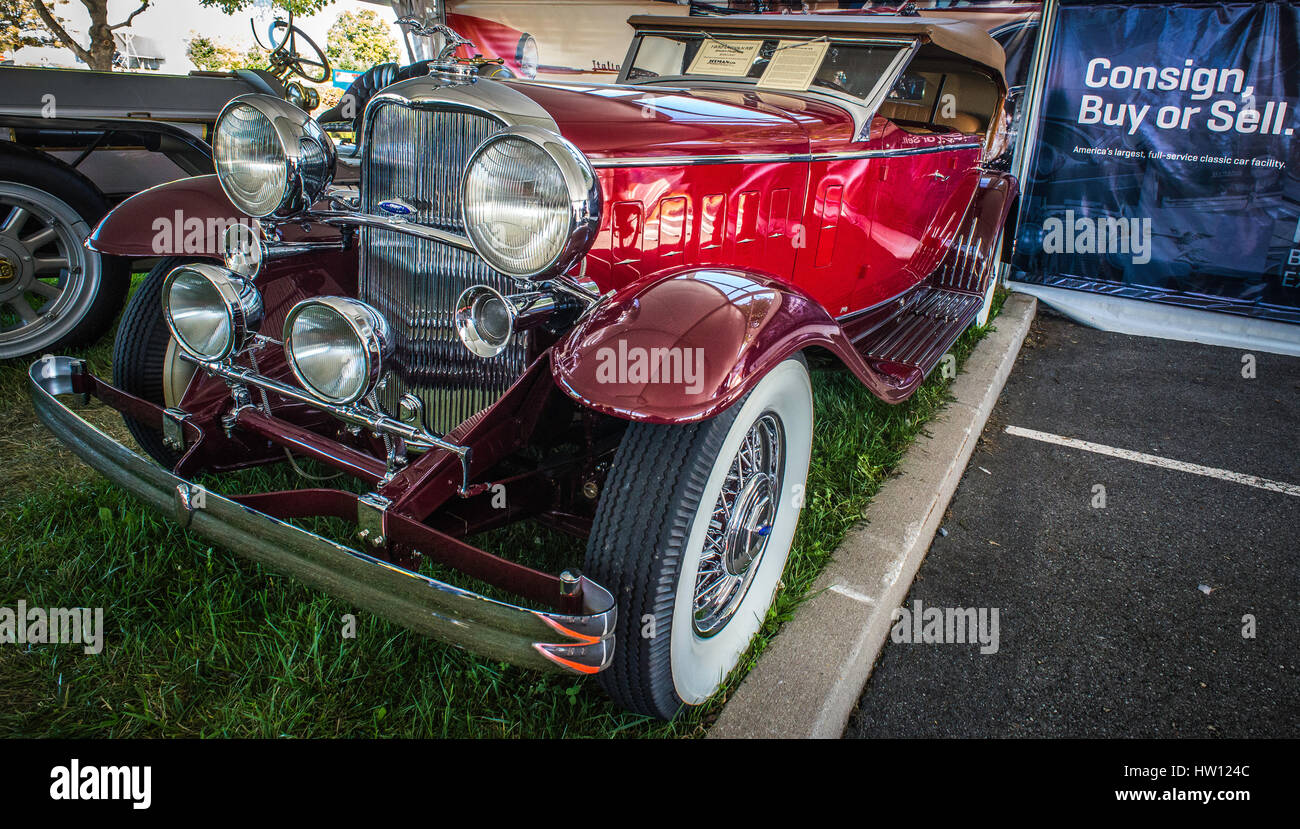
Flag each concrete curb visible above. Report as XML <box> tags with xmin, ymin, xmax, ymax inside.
<box><xmin>708</xmin><ymin>293</ymin><xmax>1038</xmax><ymax>739</ymax></box>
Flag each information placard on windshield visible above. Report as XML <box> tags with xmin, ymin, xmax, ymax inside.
<box><xmin>757</xmin><ymin>40</ymin><xmax>831</xmax><ymax>91</ymax></box>
<box><xmin>686</xmin><ymin>38</ymin><xmax>763</xmax><ymax>77</ymax></box>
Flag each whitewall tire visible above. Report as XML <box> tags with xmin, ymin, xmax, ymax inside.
<box><xmin>585</xmin><ymin>355</ymin><xmax>814</xmax><ymax>718</ymax></box>
<box><xmin>113</xmin><ymin>256</ymin><xmax>202</xmax><ymax>467</ymax></box>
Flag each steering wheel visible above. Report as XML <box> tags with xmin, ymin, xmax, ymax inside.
<box><xmin>253</xmin><ymin>14</ymin><xmax>331</xmax><ymax>84</ymax></box>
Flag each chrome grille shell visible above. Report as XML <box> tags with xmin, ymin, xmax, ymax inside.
<box><xmin>360</xmin><ymin>99</ymin><xmax>528</xmax><ymax>434</ymax></box>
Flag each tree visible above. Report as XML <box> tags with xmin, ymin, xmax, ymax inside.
<box><xmin>198</xmin><ymin>0</ymin><xmax>332</xmax><ymax>14</ymax></box>
<box><xmin>325</xmin><ymin>8</ymin><xmax>395</xmax><ymax>72</ymax></box>
<box><xmin>186</xmin><ymin>33</ymin><xmax>263</xmax><ymax>72</ymax></box>
<box><xmin>0</xmin><ymin>0</ymin><xmax>63</xmax><ymax>55</ymax></box>
<box><xmin>9</xmin><ymin>0</ymin><xmax>335</xmax><ymax>71</ymax></box>
<box><xmin>23</xmin><ymin>0</ymin><xmax>153</xmax><ymax>71</ymax></box>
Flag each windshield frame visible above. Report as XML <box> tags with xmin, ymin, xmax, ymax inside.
<box><xmin>618</xmin><ymin>28</ymin><xmax>919</xmax><ymax>139</ymax></box>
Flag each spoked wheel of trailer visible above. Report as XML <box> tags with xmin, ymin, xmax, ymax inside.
<box><xmin>0</xmin><ymin>146</ymin><xmax>128</xmax><ymax>359</ymax></box>
<box><xmin>585</xmin><ymin>355</ymin><xmax>813</xmax><ymax>719</ymax></box>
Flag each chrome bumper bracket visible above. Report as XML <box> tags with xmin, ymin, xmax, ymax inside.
<box><xmin>162</xmin><ymin>407</ymin><xmax>191</xmax><ymax>452</ymax></box>
<box><xmin>357</xmin><ymin>492</ymin><xmax>390</xmax><ymax>552</ymax></box>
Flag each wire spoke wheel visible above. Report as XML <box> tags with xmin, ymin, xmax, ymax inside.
<box><xmin>585</xmin><ymin>356</ymin><xmax>814</xmax><ymax>718</ymax></box>
<box><xmin>693</xmin><ymin>413</ymin><xmax>785</xmax><ymax>636</ymax></box>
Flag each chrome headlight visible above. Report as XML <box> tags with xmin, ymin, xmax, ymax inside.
<box><xmin>462</xmin><ymin>126</ymin><xmax>600</xmax><ymax>279</ymax></box>
<box><xmin>213</xmin><ymin>94</ymin><xmax>336</xmax><ymax>218</ymax></box>
<box><xmin>516</xmin><ymin>33</ymin><xmax>539</xmax><ymax>79</ymax></box>
<box><xmin>162</xmin><ymin>263</ymin><xmax>263</xmax><ymax>362</ymax></box>
<box><xmin>283</xmin><ymin>297</ymin><xmax>391</xmax><ymax>405</ymax></box>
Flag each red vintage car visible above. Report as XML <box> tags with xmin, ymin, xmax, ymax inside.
<box><xmin>29</xmin><ymin>13</ymin><xmax>1016</xmax><ymax>719</ymax></box>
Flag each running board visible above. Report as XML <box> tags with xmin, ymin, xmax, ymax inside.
<box><xmin>854</xmin><ymin>287</ymin><xmax>983</xmax><ymax>395</ymax></box>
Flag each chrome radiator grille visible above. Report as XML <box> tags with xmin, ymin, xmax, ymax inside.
<box><xmin>361</xmin><ymin>101</ymin><xmax>526</xmax><ymax>434</ymax></box>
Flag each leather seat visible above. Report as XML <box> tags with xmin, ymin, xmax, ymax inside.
<box><xmin>316</xmin><ymin>61</ymin><xmax>435</xmax><ymax>132</ymax></box>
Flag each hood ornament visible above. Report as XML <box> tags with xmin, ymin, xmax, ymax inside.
<box><xmin>396</xmin><ymin>17</ymin><xmax>479</xmax><ymax>83</ymax></box>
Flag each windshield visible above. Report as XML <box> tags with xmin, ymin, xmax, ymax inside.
<box><xmin>623</xmin><ymin>32</ymin><xmax>910</xmax><ymax>102</ymax></box>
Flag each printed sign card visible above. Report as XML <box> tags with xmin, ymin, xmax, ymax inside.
<box><xmin>687</xmin><ymin>39</ymin><xmax>763</xmax><ymax>77</ymax></box>
<box><xmin>757</xmin><ymin>40</ymin><xmax>831</xmax><ymax>91</ymax></box>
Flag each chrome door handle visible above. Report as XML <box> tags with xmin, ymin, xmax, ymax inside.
<box><xmin>928</xmin><ymin>170</ymin><xmax>949</xmax><ymax>181</ymax></box>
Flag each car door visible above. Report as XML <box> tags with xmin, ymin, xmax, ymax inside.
<box><xmin>855</xmin><ymin>65</ymin><xmax>996</xmax><ymax>307</ymax></box>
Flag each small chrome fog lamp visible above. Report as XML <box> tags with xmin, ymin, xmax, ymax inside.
<box><xmin>455</xmin><ymin>284</ymin><xmax>575</xmax><ymax>359</ymax></box>
<box><xmin>220</xmin><ymin>222</ymin><xmax>265</xmax><ymax>279</ymax></box>
<box><xmin>283</xmin><ymin>297</ymin><xmax>392</xmax><ymax>405</ymax></box>
<box><xmin>284</xmin><ymin>81</ymin><xmax>320</xmax><ymax>112</ymax></box>
<box><xmin>162</xmin><ymin>263</ymin><xmax>263</xmax><ymax>362</ymax></box>
<box><xmin>455</xmin><ymin>285</ymin><xmax>515</xmax><ymax>358</ymax></box>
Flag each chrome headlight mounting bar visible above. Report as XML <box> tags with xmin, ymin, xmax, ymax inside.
<box><xmin>262</xmin><ymin>206</ymin><xmax>604</xmax><ymax>307</ymax></box>
<box><xmin>277</xmin><ymin>207</ymin><xmax>478</xmax><ymax>253</ymax></box>
<box><xmin>188</xmin><ymin>354</ymin><xmax>474</xmax><ymax>493</ymax></box>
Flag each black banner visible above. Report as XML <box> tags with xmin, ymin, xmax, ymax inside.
<box><xmin>1013</xmin><ymin>1</ymin><xmax>1300</xmax><ymax>325</ymax></box>
<box><xmin>0</xmin><ymin>738</ymin><xmax>1284</xmax><ymax>814</ymax></box>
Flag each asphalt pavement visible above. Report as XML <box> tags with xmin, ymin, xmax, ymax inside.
<box><xmin>846</xmin><ymin>309</ymin><xmax>1299</xmax><ymax>738</ymax></box>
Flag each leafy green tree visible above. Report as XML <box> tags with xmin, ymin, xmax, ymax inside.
<box><xmin>198</xmin><ymin>0</ymin><xmax>332</xmax><ymax>14</ymax></box>
<box><xmin>0</xmin><ymin>0</ymin><xmax>62</xmax><ymax>56</ymax></box>
<box><xmin>193</xmin><ymin>2</ymin><xmax>336</xmax><ymax>73</ymax></box>
<box><xmin>8</xmin><ymin>1</ymin><xmax>335</xmax><ymax>72</ymax></box>
<box><xmin>186</xmin><ymin>33</ymin><xmax>263</xmax><ymax>72</ymax></box>
<box><xmin>325</xmin><ymin>8</ymin><xmax>396</xmax><ymax>72</ymax></box>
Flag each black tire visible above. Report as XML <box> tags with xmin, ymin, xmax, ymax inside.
<box><xmin>584</xmin><ymin>356</ymin><xmax>814</xmax><ymax>719</ymax></box>
<box><xmin>112</xmin><ymin>256</ymin><xmax>202</xmax><ymax>467</ymax></box>
<box><xmin>0</xmin><ymin>142</ymin><xmax>129</xmax><ymax>358</ymax></box>
<box><xmin>586</xmin><ymin>413</ymin><xmax>733</xmax><ymax>719</ymax></box>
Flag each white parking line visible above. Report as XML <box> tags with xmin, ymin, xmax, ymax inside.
<box><xmin>827</xmin><ymin>583</ymin><xmax>876</xmax><ymax>605</ymax></box>
<box><xmin>1004</xmin><ymin>425</ymin><xmax>1300</xmax><ymax>498</ymax></box>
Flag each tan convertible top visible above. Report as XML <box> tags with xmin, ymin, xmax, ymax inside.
<box><xmin>626</xmin><ymin>14</ymin><xmax>1005</xmax><ymax>80</ymax></box>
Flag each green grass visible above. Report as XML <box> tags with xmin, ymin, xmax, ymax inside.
<box><xmin>0</xmin><ymin>292</ymin><xmax>1004</xmax><ymax>738</ymax></box>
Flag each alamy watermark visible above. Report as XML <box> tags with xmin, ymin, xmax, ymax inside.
<box><xmin>891</xmin><ymin>599</ymin><xmax>1000</xmax><ymax>654</ymax></box>
<box><xmin>50</xmin><ymin>759</ymin><xmax>150</xmax><ymax>810</ymax></box>
<box><xmin>1042</xmin><ymin>209</ymin><xmax>1152</xmax><ymax>264</ymax></box>
<box><xmin>594</xmin><ymin>340</ymin><xmax>706</xmax><ymax>395</ymax></box>
<box><xmin>151</xmin><ymin>211</ymin><xmax>260</xmax><ymax>256</ymax></box>
<box><xmin>0</xmin><ymin>600</ymin><xmax>104</xmax><ymax>655</ymax></box>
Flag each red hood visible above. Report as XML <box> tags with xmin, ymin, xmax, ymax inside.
<box><xmin>502</xmin><ymin>80</ymin><xmax>857</xmax><ymax>160</ymax></box>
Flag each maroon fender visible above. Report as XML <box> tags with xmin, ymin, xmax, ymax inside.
<box><xmin>86</xmin><ymin>174</ymin><xmax>341</xmax><ymax>258</ymax></box>
<box><xmin>550</xmin><ymin>268</ymin><xmax>917</xmax><ymax>424</ymax></box>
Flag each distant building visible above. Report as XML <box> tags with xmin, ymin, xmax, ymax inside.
<box><xmin>113</xmin><ymin>32</ymin><xmax>167</xmax><ymax>71</ymax></box>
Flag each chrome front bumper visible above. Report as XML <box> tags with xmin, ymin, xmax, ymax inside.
<box><xmin>28</xmin><ymin>356</ymin><xmax>616</xmax><ymax>675</ymax></box>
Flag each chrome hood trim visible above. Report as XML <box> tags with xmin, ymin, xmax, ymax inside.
<box><xmin>361</xmin><ymin>74</ymin><xmax>563</xmax><ymax>134</ymax></box>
